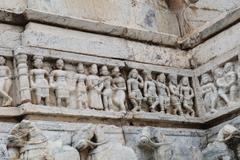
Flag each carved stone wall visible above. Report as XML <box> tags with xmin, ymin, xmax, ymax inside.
<box><xmin>0</xmin><ymin>1</ymin><xmax>239</xmax><ymax>160</ymax></box>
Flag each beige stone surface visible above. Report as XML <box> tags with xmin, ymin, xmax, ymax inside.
<box><xmin>22</xmin><ymin>23</ymin><xmax>190</xmax><ymax>68</ymax></box>
<box><xmin>0</xmin><ymin>23</ymin><xmax>22</xmax><ymax>49</ymax></box>
<box><xmin>190</xmin><ymin>22</ymin><xmax>240</xmax><ymax>66</ymax></box>
<box><xmin>0</xmin><ymin>0</ymin><xmax>26</xmax><ymax>13</ymax></box>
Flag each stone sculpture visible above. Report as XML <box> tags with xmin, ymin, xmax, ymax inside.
<box><xmin>50</xmin><ymin>59</ymin><xmax>70</xmax><ymax>107</ymax></box>
<box><xmin>0</xmin><ymin>142</ymin><xmax>9</xmax><ymax>160</ymax></box>
<box><xmin>200</xmin><ymin>73</ymin><xmax>218</xmax><ymax>113</ymax></box>
<box><xmin>143</xmin><ymin>70</ymin><xmax>158</xmax><ymax>111</ymax></box>
<box><xmin>213</xmin><ymin>67</ymin><xmax>231</xmax><ymax>107</ymax></box>
<box><xmin>30</xmin><ymin>56</ymin><xmax>50</xmax><ymax>105</ymax></box>
<box><xmin>87</xmin><ymin>64</ymin><xmax>104</xmax><ymax>110</ymax></box>
<box><xmin>127</xmin><ymin>69</ymin><xmax>144</xmax><ymax>112</ymax></box>
<box><xmin>72</xmin><ymin>124</ymin><xmax>138</xmax><ymax>160</ymax></box>
<box><xmin>100</xmin><ymin>65</ymin><xmax>113</xmax><ymax>111</ymax></box>
<box><xmin>180</xmin><ymin>76</ymin><xmax>195</xmax><ymax>117</ymax></box>
<box><xmin>112</xmin><ymin>67</ymin><xmax>127</xmax><ymax>112</ymax></box>
<box><xmin>150</xmin><ymin>73</ymin><xmax>170</xmax><ymax>113</ymax></box>
<box><xmin>224</xmin><ymin>62</ymin><xmax>238</xmax><ymax>101</ymax></box>
<box><xmin>76</xmin><ymin>63</ymin><xmax>88</xmax><ymax>110</ymax></box>
<box><xmin>138</xmin><ymin>127</ymin><xmax>203</xmax><ymax>160</ymax></box>
<box><xmin>7</xmin><ymin>120</ymin><xmax>80</xmax><ymax>160</ymax></box>
<box><xmin>202</xmin><ymin>124</ymin><xmax>240</xmax><ymax>160</ymax></box>
<box><xmin>0</xmin><ymin>56</ymin><xmax>12</xmax><ymax>106</ymax></box>
<box><xmin>168</xmin><ymin>74</ymin><xmax>183</xmax><ymax>116</ymax></box>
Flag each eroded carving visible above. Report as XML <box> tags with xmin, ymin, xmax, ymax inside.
<box><xmin>30</xmin><ymin>56</ymin><xmax>50</xmax><ymax>105</ymax></box>
<box><xmin>127</xmin><ymin>69</ymin><xmax>144</xmax><ymax>112</ymax></box>
<box><xmin>0</xmin><ymin>56</ymin><xmax>12</xmax><ymax>106</ymax></box>
<box><xmin>87</xmin><ymin>64</ymin><xmax>104</xmax><ymax>110</ymax></box>
<box><xmin>76</xmin><ymin>63</ymin><xmax>89</xmax><ymax>110</ymax></box>
<box><xmin>73</xmin><ymin>124</ymin><xmax>138</xmax><ymax>160</ymax></box>
<box><xmin>50</xmin><ymin>59</ymin><xmax>70</xmax><ymax>107</ymax></box>
<box><xmin>7</xmin><ymin>120</ymin><xmax>80</xmax><ymax>160</ymax></box>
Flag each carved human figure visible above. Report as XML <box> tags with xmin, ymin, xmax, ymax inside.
<box><xmin>30</xmin><ymin>56</ymin><xmax>49</xmax><ymax>105</ymax></box>
<box><xmin>143</xmin><ymin>70</ymin><xmax>158</xmax><ymax>111</ymax></box>
<box><xmin>100</xmin><ymin>65</ymin><xmax>113</xmax><ymax>111</ymax></box>
<box><xmin>213</xmin><ymin>67</ymin><xmax>231</xmax><ymax>107</ymax></box>
<box><xmin>76</xmin><ymin>63</ymin><xmax>88</xmax><ymax>110</ymax></box>
<box><xmin>200</xmin><ymin>73</ymin><xmax>218</xmax><ymax>113</ymax></box>
<box><xmin>224</xmin><ymin>62</ymin><xmax>237</xmax><ymax>101</ymax></box>
<box><xmin>0</xmin><ymin>142</ymin><xmax>9</xmax><ymax>160</ymax></box>
<box><xmin>0</xmin><ymin>56</ymin><xmax>12</xmax><ymax>106</ymax></box>
<box><xmin>151</xmin><ymin>73</ymin><xmax>170</xmax><ymax>113</ymax></box>
<box><xmin>127</xmin><ymin>69</ymin><xmax>144</xmax><ymax>112</ymax></box>
<box><xmin>168</xmin><ymin>74</ymin><xmax>183</xmax><ymax>116</ymax></box>
<box><xmin>180</xmin><ymin>77</ymin><xmax>195</xmax><ymax>117</ymax></box>
<box><xmin>112</xmin><ymin>67</ymin><xmax>127</xmax><ymax>112</ymax></box>
<box><xmin>50</xmin><ymin>59</ymin><xmax>70</xmax><ymax>107</ymax></box>
<box><xmin>87</xmin><ymin>64</ymin><xmax>104</xmax><ymax>110</ymax></box>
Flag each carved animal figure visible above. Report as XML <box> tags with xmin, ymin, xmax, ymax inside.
<box><xmin>138</xmin><ymin>127</ymin><xmax>203</xmax><ymax>160</ymax></box>
<box><xmin>72</xmin><ymin>124</ymin><xmax>138</xmax><ymax>160</ymax></box>
<box><xmin>7</xmin><ymin>120</ymin><xmax>80</xmax><ymax>160</ymax></box>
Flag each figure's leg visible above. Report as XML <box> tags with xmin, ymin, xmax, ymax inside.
<box><xmin>131</xmin><ymin>99</ymin><xmax>140</xmax><ymax>112</ymax></box>
<box><xmin>45</xmin><ymin>96</ymin><xmax>49</xmax><ymax>106</ymax></box>
<box><xmin>108</xmin><ymin>97</ymin><xmax>114</xmax><ymax>111</ymax></box>
<box><xmin>36</xmin><ymin>96</ymin><xmax>41</xmax><ymax>105</ymax></box>
<box><xmin>176</xmin><ymin>103</ymin><xmax>183</xmax><ymax>116</ymax></box>
<box><xmin>103</xmin><ymin>96</ymin><xmax>109</xmax><ymax>111</ymax></box>
<box><xmin>230</xmin><ymin>85</ymin><xmax>237</xmax><ymax>101</ymax></box>
<box><xmin>219</xmin><ymin>93</ymin><xmax>230</xmax><ymax>107</ymax></box>
<box><xmin>150</xmin><ymin>101</ymin><xmax>158</xmax><ymax>112</ymax></box>
<box><xmin>57</xmin><ymin>98</ymin><xmax>61</xmax><ymax>107</ymax></box>
<box><xmin>77</xmin><ymin>99</ymin><xmax>83</xmax><ymax>109</ymax></box>
<box><xmin>66</xmin><ymin>98</ymin><xmax>70</xmax><ymax>107</ymax></box>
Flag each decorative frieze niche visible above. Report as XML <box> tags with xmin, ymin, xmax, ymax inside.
<box><xmin>14</xmin><ymin>47</ymin><xmax>198</xmax><ymax>118</ymax></box>
<box><xmin>0</xmin><ymin>51</ymin><xmax>18</xmax><ymax>108</ymax></box>
<box><xmin>198</xmin><ymin>54</ymin><xmax>240</xmax><ymax>116</ymax></box>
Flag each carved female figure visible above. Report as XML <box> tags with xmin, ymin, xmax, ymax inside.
<box><xmin>100</xmin><ymin>66</ymin><xmax>113</xmax><ymax>111</ymax></box>
<box><xmin>112</xmin><ymin>67</ymin><xmax>126</xmax><ymax>112</ymax></box>
<box><xmin>0</xmin><ymin>56</ymin><xmax>12</xmax><ymax>106</ymax></box>
<box><xmin>76</xmin><ymin>63</ymin><xmax>88</xmax><ymax>110</ymax></box>
<box><xmin>213</xmin><ymin>67</ymin><xmax>231</xmax><ymax>107</ymax></box>
<box><xmin>179</xmin><ymin>76</ymin><xmax>195</xmax><ymax>117</ymax></box>
<box><xmin>50</xmin><ymin>59</ymin><xmax>70</xmax><ymax>107</ymax></box>
<box><xmin>127</xmin><ymin>69</ymin><xmax>144</xmax><ymax>112</ymax></box>
<box><xmin>30</xmin><ymin>56</ymin><xmax>49</xmax><ymax>105</ymax></box>
<box><xmin>168</xmin><ymin>74</ymin><xmax>183</xmax><ymax>116</ymax></box>
<box><xmin>143</xmin><ymin>70</ymin><xmax>158</xmax><ymax>111</ymax></box>
<box><xmin>151</xmin><ymin>73</ymin><xmax>170</xmax><ymax>113</ymax></box>
<box><xmin>224</xmin><ymin>62</ymin><xmax>237</xmax><ymax>101</ymax></box>
<box><xmin>200</xmin><ymin>73</ymin><xmax>218</xmax><ymax>113</ymax></box>
<box><xmin>87</xmin><ymin>64</ymin><xmax>104</xmax><ymax>110</ymax></box>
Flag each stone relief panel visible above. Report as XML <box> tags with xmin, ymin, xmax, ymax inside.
<box><xmin>199</xmin><ymin>57</ymin><xmax>240</xmax><ymax>115</ymax></box>
<box><xmin>0</xmin><ymin>55</ymin><xmax>17</xmax><ymax>107</ymax></box>
<box><xmin>18</xmin><ymin>54</ymin><xmax>198</xmax><ymax>117</ymax></box>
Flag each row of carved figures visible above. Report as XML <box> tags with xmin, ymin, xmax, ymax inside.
<box><xmin>200</xmin><ymin>61</ymin><xmax>240</xmax><ymax>114</ymax></box>
<box><xmin>28</xmin><ymin>56</ymin><xmax>195</xmax><ymax>116</ymax></box>
<box><xmin>1</xmin><ymin>120</ymin><xmax>239</xmax><ymax>160</ymax></box>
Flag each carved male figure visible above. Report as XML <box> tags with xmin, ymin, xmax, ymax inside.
<box><xmin>76</xmin><ymin>63</ymin><xmax>88</xmax><ymax>109</ymax></box>
<box><xmin>224</xmin><ymin>62</ymin><xmax>237</xmax><ymax>101</ymax></box>
<box><xmin>127</xmin><ymin>69</ymin><xmax>144</xmax><ymax>112</ymax></box>
<box><xmin>0</xmin><ymin>56</ymin><xmax>12</xmax><ymax>106</ymax></box>
<box><xmin>112</xmin><ymin>67</ymin><xmax>127</xmax><ymax>112</ymax></box>
<box><xmin>143</xmin><ymin>70</ymin><xmax>158</xmax><ymax>111</ymax></box>
<box><xmin>168</xmin><ymin>74</ymin><xmax>183</xmax><ymax>116</ymax></box>
<box><xmin>179</xmin><ymin>76</ymin><xmax>195</xmax><ymax>117</ymax></box>
<box><xmin>151</xmin><ymin>73</ymin><xmax>170</xmax><ymax>113</ymax></box>
<box><xmin>30</xmin><ymin>56</ymin><xmax>50</xmax><ymax>105</ymax></box>
<box><xmin>100</xmin><ymin>65</ymin><xmax>113</xmax><ymax>111</ymax></box>
<box><xmin>50</xmin><ymin>59</ymin><xmax>70</xmax><ymax>107</ymax></box>
<box><xmin>200</xmin><ymin>73</ymin><xmax>218</xmax><ymax>113</ymax></box>
<box><xmin>213</xmin><ymin>67</ymin><xmax>231</xmax><ymax>107</ymax></box>
<box><xmin>87</xmin><ymin>64</ymin><xmax>104</xmax><ymax>110</ymax></box>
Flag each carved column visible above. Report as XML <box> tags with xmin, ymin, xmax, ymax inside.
<box><xmin>15</xmin><ymin>54</ymin><xmax>31</xmax><ymax>103</ymax></box>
